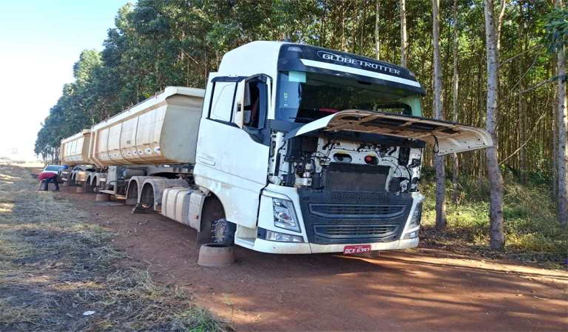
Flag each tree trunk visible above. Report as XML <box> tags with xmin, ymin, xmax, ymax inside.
<box><xmin>375</xmin><ymin>0</ymin><xmax>380</xmax><ymax>60</ymax></box>
<box><xmin>320</xmin><ymin>2</ymin><xmax>327</xmax><ymax>47</ymax></box>
<box><xmin>360</xmin><ymin>0</ymin><xmax>366</xmax><ymax>53</ymax></box>
<box><xmin>553</xmin><ymin>76</ymin><xmax>559</xmax><ymax>199</ymax></box>
<box><xmin>400</xmin><ymin>0</ymin><xmax>407</xmax><ymax>67</ymax></box>
<box><xmin>341</xmin><ymin>3</ymin><xmax>346</xmax><ymax>51</ymax></box>
<box><xmin>484</xmin><ymin>0</ymin><xmax>505</xmax><ymax>249</ymax></box>
<box><xmin>556</xmin><ymin>0</ymin><xmax>567</xmax><ymax>225</ymax></box>
<box><xmin>496</xmin><ymin>0</ymin><xmax>507</xmax><ymax>52</ymax></box>
<box><xmin>432</xmin><ymin>0</ymin><xmax>446</xmax><ymax>230</ymax></box>
<box><xmin>351</xmin><ymin>0</ymin><xmax>357</xmax><ymax>53</ymax></box>
<box><xmin>518</xmin><ymin>4</ymin><xmax>527</xmax><ymax>183</ymax></box>
<box><xmin>451</xmin><ymin>0</ymin><xmax>460</xmax><ymax>204</ymax></box>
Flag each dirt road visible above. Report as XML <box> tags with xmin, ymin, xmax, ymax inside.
<box><xmin>1</xmin><ymin>166</ymin><xmax>225</xmax><ymax>331</ymax></box>
<box><xmin>58</xmin><ymin>186</ymin><xmax>568</xmax><ymax>332</ymax></box>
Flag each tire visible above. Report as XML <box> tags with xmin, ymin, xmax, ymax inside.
<box><xmin>94</xmin><ymin>180</ymin><xmax>103</xmax><ymax>193</ymax></box>
<box><xmin>84</xmin><ymin>179</ymin><xmax>93</xmax><ymax>193</ymax></box>
<box><xmin>91</xmin><ymin>178</ymin><xmax>99</xmax><ymax>193</ymax></box>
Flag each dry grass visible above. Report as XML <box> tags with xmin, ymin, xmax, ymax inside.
<box><xmin>420</xmin><ymin>172</ymin><xmax>568</xmax><ymax>269</ymax></box>
<box><xmin>0</xmin><ymin>166</ymin><xmax>228</xmax><ymax>332</ymax></box>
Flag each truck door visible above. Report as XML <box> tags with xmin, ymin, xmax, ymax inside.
<box><xmin>194</xmin><ymin>74</ymin><xmax>271</xmax><ymax>229</ymax></box>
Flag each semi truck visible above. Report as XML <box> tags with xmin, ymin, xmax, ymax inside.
<box><xmin>60</xmin><ymin>41</ymin><xmax>492</xmax><ymax>255</ymax></box>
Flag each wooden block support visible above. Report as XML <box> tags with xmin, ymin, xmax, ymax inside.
<box><xmin>95</xmin><ymin>193</ymin><xmax>110</xmax><ymax>202</ymax></box>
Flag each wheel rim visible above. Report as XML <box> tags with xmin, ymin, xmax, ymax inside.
<box><xmin>212</xmin><ymin>218</ymin><xmax>229</xmax><ymax>243</ymax></box>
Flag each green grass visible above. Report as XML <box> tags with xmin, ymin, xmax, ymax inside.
<box><xmin>420</xmin><ymin>169</ymin><xmax>568</xmax><ymax>268</ymax></box>
<box><xmin>0</xmin><ymin>166</ymin><xmax>228</xmax><ymax>332</ymax></box>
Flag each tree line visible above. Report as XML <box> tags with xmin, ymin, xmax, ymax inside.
<box><xmin>35</xmin><ymin>0</ymin><xmax>567</xmax><ymax>242</ymax></box>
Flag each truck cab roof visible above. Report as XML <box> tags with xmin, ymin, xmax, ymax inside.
<box><xmin>218</xmin><ymin>41</ymin><xmax>423</xmax><ymax>95</ymax></box>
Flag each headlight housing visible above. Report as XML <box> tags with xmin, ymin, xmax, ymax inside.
<box><xmin>403</xmin><ymin>230</ymin><xmax>419</xmax><ymax>239</ymax></box>
<box><xmin>408</xmin><ymin>202</ymin><xmax>423</xmax><ymax>228</ymax></box>
<box><xmin>272</xmin><ymin>198</ymin><xmax>300</xmax><ymax>232</ymax></box>
<box><xmin>265</xmin><ymin>230</ymin><xmax>304</xmax><ymax>243</ymax></box>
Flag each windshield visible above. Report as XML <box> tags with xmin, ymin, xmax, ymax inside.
<box><xmin>276</xmin><ymin>71</ymin><xmax>422</xmax><ymax>124</ymax></box>
<box><xmin>45</xmin><ymin>166</ymin><xmax>61</xmax><ymax>171</ymax></box>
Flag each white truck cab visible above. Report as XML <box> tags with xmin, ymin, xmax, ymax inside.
<box><xmin>192</xmin><ymin>41</ymin><xmax>492</xmax><ymax>254</ymax></box>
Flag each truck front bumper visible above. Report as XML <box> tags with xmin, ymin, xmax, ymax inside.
<box><xmin>249</xmin><ymin>237</ymin><xmax>419</xmax><ymax>254</ymax></box>
<box><xmin>240</xmin><ymin>184</ymin><xmax>423</xmax><ymax>254</ymax></box>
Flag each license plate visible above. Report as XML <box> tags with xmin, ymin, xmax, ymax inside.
<box><xmin>343</xmin><ymin>245</ymin><xmax>372</xmax><ymax>255</ymax></box>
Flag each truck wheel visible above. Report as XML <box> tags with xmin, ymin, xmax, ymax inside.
<box><xmin>84</xmin><ymin>181</ymin><xmax>93</xmax><ymax>193</ymax></box>
<box><xmin>211</xmin><ymin>218</ymin><xmax>236</xmax><ymax>246</ymax></box>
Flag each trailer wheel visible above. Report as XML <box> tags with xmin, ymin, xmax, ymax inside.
<box><xmin>84</xmin><ymin>179</ymin><xmax>94</xmax><ymax>193</ymax></box>
<box><xmin>91</xmin><ymin>177</ymin><xmax>99</xmax><ymax>193</ymax></box>
<box><xmin>140</xmin><ymin>183</ymin><xmax>155</xmax><ymax>210</ymax></box>
<box><xmin>211</xmin><ymin>218</ymin><xmax>236</xmax><ymax>246</ymax></box>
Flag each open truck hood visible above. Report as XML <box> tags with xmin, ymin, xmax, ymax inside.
<box><xmin>284</xmin><ymin>110</ymin><xmax>493</xmax><ymax>156</ymax></box>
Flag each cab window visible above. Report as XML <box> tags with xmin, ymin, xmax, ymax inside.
<box><xmin>242</xmin><ymin>79</ymin><xmax>267</xmax><ymax>129</ymax></box>
<box><xmin>210</xmin><ymin>82</ymin><xmax>237</xmax><ymax>122</ymax></box>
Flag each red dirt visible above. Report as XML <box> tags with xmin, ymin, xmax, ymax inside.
<box><xmin>57</xmin><ymin>186</ymin><xmax>568</xmax><ymax>332</ymax></box>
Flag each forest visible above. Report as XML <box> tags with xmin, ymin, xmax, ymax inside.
<box><xmin>35</xmin><ymin>0</ymin><xmax>567</xmax><ymax>259</ymax></box>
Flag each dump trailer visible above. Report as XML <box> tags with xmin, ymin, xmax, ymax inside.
<box><xmin>62</xmin><ymin>41</ymin><xmax>493</xmax><ymax>254</ymax></box>
<box><xmin>59</xmin><ymin>129</ymin><xmax>95</xmax><ymax>185</ymax></box>
<box><xmin>82</xmin><ymin>86</ymin><xmax>204</xmax><ymax>203</ymax></box>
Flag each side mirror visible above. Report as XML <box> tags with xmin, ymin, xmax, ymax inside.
<box><xmin>234</xmin><ymin>80</ymin><xmax>246</xmax><ymax>128</ymax></box>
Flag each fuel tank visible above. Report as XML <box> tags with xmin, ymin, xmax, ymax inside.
<box><xmin>89</xmin><ymin>87</ymin><xmax>205</xmax><ymax>167</ymax></box>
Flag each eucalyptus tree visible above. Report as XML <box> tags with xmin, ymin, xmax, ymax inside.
<box><xmin>544</xmin><ymin>0</ymin><xmax>567</xmax><ymax>225</ymax></box>
<box><xmin>400</xmin><ymin>0</ymin><xmax>408</xmax><ymax>66</ymax></box>
<box><xmin>432</xmin><ymin>0</ymin><xmax>446</xmax><ymax>230</ymax></box>
<box><xmin>484</xmin><ymin>0</ymin><xmax>505</xmax><ymax>249</ymax></box>
<box><xmin>451</xmin><ymin>0</ymin><xmax>460</xmax><ymax>203</ymax></box>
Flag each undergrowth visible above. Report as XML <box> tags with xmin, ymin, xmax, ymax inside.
<box><xmin>0</xmin><ymin>166</ymin><xmax>228</xmax><ymax>332</ymax></box>
<box><xmin>420</xmin><ymin>168</ymin><xmax>568</xmax><ymax>268</ymax></box>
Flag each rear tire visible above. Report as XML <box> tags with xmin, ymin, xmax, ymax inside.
<box><xmin>84</xmin><ymin>180</ymin><xmax>93</xmax><ymax>193</ymax></box>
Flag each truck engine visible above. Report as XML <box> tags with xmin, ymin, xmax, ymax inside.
<box><xmin>270</xmin><ymin>133</ymin><xmax>424</xmax><ymax>194</ymax></box>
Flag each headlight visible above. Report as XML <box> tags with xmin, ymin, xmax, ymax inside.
<box><xmin>403</xmin><ymin>230</ymin><xmax>419</xmax><ymax>239</ymax></box>
<box><xmin>265</xmin><ymin>230</ymin><xmax>304</xmax><ymax>243</ymax></box>
<box><xmin>272</xmin><ymin>198</ymin><xmax>300</xmax><ymax>232</ymax></box>
<box><xmin>408</xmin><ymin>202</ymin><xmax>423</xmax><ymax>228</ymax></box>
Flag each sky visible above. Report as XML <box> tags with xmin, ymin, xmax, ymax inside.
<box><xmin>0</xmin><ymin>0</ymin><xmax>130</xmax><ymax>161</ymax></box>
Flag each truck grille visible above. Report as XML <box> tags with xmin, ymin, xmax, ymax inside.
<box><xmin>298</xmin><ymin>189</ymin><xmax>413</xmax><ymax>245</ymax></box>
<box><xmin>309</xmin><ymin>204</ymin><xmax>405</xmax><ymax>219</ymax></box>
<box><xmin>314</xmin><ymin>225</ymin><xmax>399</xmax><ymax>239</ymax></box>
